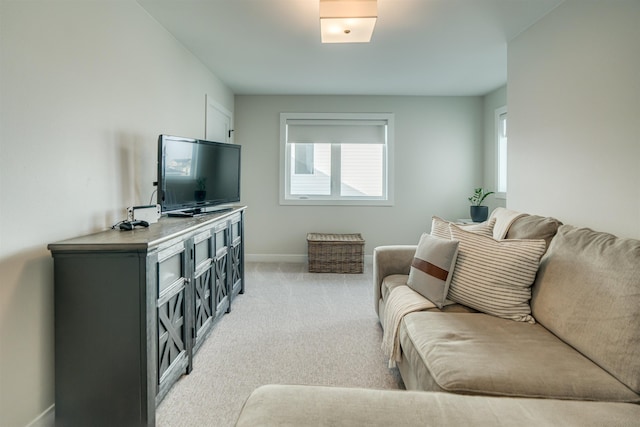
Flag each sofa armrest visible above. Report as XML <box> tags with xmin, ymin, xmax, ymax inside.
<box><xmin>373</xmin><ymin>245</ymin><xmax>416</xmax><ymax>315</ymax></box>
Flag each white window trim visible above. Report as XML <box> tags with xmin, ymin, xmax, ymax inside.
<box><xmin>495</xmin><ymin>106</ymin><xmax>507</xmax><ymax>200</ymax></box>
<box><xmin>279</xmin><ymin>112</ymin><xmax>395</xmax><ymax>206</ymax></box>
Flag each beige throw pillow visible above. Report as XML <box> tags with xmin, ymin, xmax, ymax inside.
<box><xmin>448</xmin><ymin>224</ymin><xmax>547</xmax><ymax>323</ymax></box>
<box><xmin>407</xmin><ymin>233</ymin><xmax>459</xmax><ymax>308</ymax></box>
<box><xmin>431</xmin><ymin>216</ymin><xmax>496</xmax><ymax>240</ymax></box>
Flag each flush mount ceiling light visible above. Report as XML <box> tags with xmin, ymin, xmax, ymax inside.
<box><xmin>320</xmin><ymin>0</ymin><xmax>377</xmax><ymax>43</ymax></box>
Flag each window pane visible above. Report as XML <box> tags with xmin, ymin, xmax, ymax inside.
<box><xmin>497</xmin><ymin>112</ymin><xmax>507</xmax><ymax>193</ymax></box>
<box><xmin>340</xmin><ymin>144</ymin><xmax>383</xmax><ymax>197</ymax></box>
<box><xmin>290</xmin><ymin>143</ymin><xmax>331</xmax><ymax>195</ymax></box>
<box><xmin>498</xmin><ymin>136</ymin><xmax>507</xmax><ymax>193</ymax></box>
<box><xmin>294</xmin><ymin>143</ymin><xmax>314</xmax><ymax>175</ymax></box>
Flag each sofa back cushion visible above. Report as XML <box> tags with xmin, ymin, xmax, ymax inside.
<box><xmin>531</xmin><ymin>225</ymin><xmax>640</xmax><ymax>393</ymax></box>
<box><xmin>505</xmin><ymin>214</ymin><xmax>562</xmax><ymax>249</ymax></box>
<box><xmin>430</xmin><ymin>216</ymin><xmax>495</xmax><ymax>240</ymax></box>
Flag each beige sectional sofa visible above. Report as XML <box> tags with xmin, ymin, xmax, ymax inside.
<box><xmin>374</xmin><ymin>210</ymin><xmax>640</xmax><ymax>403</ymax></box>
<box><xmin>235</xmin><ymin>209</ymin><xmax>640</xmax><ymax>426</ymax></box>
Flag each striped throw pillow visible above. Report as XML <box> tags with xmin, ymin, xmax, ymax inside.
<box><xmin>448</xmin><ymin>224</ymin><xmax>547</xmax><ymax>323</ymax></box>
<box><xmin>430</xmin><ymin>216</ymin><xmax>496</xmax><ymax>240</ymax></box>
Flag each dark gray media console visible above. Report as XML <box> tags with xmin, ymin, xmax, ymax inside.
<box><xmin>48</xmin><ymin>206</ymin><xmax>246</xmax><ymax>427</ymax></box>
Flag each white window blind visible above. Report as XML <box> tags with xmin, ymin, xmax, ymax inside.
<box><xmin>280</xmin><ymin>113</ymin><xmax>394</xmax><ymax>206</ymax></box>
<box><xmin>286</xmin><ymin>120</ymin><xmax>387</xmax><ymax>144</ymax></box>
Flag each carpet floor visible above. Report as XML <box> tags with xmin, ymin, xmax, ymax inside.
<box><xmin>156</xmin><ymin>262</ymin><xmax>404</xmax><ymax>426</ymax></box>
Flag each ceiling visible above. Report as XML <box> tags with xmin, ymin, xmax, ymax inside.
<box><xmin>137</xmin><ymin>0</ymin><xmax>564</xmax><ymax>96</ymax></box>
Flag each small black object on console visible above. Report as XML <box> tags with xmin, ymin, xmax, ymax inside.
<box><xmin>119</xmin><ymin>220</ymin><xmax>150</xmax><ymax>231</ymax></box>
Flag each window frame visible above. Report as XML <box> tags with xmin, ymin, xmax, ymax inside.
<box><xmin>279</xmin><ymin>112</ymin><xmax>394</xmax><ymax>206</ymax></box>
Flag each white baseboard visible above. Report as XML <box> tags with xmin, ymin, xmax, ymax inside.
<box><xmin>26</xmin><ymin>404</ymin><xmax>54</xmax><ymax>427</ymax></box>
<box><xmin>246</xmin><ymin>254</ymin><xmax>373</xmax><ymax>265</ymax></box>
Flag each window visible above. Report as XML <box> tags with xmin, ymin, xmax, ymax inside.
<box><xmin>495</xmin><ymin>107</ymin><xmax>507</xmax><ymax>198</ymax></box>
<box><xmin>280</xmin><ymin>113</ymin><xmax>394</xmax><ymax>205</ymax></box>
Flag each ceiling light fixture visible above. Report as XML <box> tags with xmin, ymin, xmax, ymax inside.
<box><xmin>320</xmin><ymin>0</ymin><xmax>377</xmax><ymax>44</ymax></box>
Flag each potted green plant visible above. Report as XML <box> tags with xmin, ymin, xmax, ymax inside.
<box><xmin>468</xmin><ymin>188</ymin><xmax>494</xmax><ymax>222</ymax></box>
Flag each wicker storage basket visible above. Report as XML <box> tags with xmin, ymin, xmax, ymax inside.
<box><xmin>306</xmin><ymin>233</ymin><xmax>365</xmax><ymax>273</ymax></box>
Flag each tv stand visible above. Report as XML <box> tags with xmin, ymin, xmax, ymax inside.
<box><xmin>48</xmin><ymin>206</ymin><xmax>246</xmax><ymax>426</ymax></box>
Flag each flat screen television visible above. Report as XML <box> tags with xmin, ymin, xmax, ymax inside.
<box><xmin>157</xmin><ymin>134</ymin><xmax>241</xmax><ymax>215</ymax></box>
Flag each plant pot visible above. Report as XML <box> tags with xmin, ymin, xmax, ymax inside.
<box><xmin>470</xmin><ymin>205</ymin><xmax>489</xmax><ymax>223</ymax></box>
<box><xmin>194</xmin><ymin>190</ymin><xmax>206</xmax><ymax>201</ymax></box>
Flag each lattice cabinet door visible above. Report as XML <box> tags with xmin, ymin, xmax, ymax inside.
<box><xmin>192</xmin><ymin>229</ymin><xmax>214</xmax><ymax>353</ymax></box>
<box><xmin>230</xmin><ymin>212</ymin><xmax>244</xmax><ymax>298</ymax></box>
<box><xmin>213</xmin><ymin>221</ymin><xmax>230</xmax><ymax>320</ymax></box>
<box><xmin>156</xmin><ymin>241</ymin><xmax>190</xmax><ymax>402</ymax></box>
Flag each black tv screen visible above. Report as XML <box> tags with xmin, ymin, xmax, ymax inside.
<box><xmin>157</xmin><ymin>135</ymin><xmax>241</xmax><ymax>214</ymax></box>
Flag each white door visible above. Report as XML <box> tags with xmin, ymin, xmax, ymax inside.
<box><xmin>205</xmin><ymin>94</ymin><xmax>233</xmax><ymax>143</ymax></box>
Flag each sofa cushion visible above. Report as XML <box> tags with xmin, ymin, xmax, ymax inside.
<box><xmin>430</xmin><ymin>216</ymin><xmax>495</xmax><ymax>240</ymax></box>
<box><xmin>236</xmin><ymin>385</ymin><xmax>640</xmax><ymax>427</ymax></box>
<box><xmin>448</xmin><ymin>225</ymin><xmax>546</xmax><ymax>323</ymax></box>
<box><xmin>505</xmin><ymin>214</ymin><xmax>562</xmax><ymax>248</ymax></box>
<box><xmin>531</xmin><ymin>225</ymin><xmax>640</xmax><ymax>394</ymax></box>
<box><xmin>381</xmin><ymin>274</ymin><xmax>410</xmax><ymax>301</ymax></box>
<box><xmin>407</xmin><ymin>233</ymin><xmax>459</xmax><ymax>308</ymax></box>
<box><xmin>380</xmin><ymin>275</ymin><xmax>475</xmax><ymax>312</ymax></box>
<box><xmin>379</xmin><ymin>278</ymin><xmax>475</xmax><ymax>325</ymax></box>
<box><xmin>399</xmin><ymin>311</ymin><xmax>640</xmax><ymax>402</ymax></box>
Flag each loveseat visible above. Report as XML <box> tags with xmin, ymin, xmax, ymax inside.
<box><xmin>235</xmin><ymin>209</ymin><xmax>640</xmax><ymax>426</ymax></box>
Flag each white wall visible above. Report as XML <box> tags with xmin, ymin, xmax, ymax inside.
<box><xmin>0</xmin><ymin>1</ymin><xmax>233</xmax><ymax>425</ymax></box>
<box><xmin>235</xmin><ymin>95</ymin><xmax>484</xmax><ymax>259</ymax></box>
<box><xmin>507</xmin><ymin>0</ymin><xmax>640</xmax><ymax>238</ymax></box>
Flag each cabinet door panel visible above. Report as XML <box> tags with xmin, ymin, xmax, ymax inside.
<box><xmin>193</xmin><ymin>266</ymin><xmax>212</xmax><ymax>341</ymax></box>
<box><xmin>192</xmin><ymin>229</ymin><xmax>214</xmax><ymax>351</ymax></box>
<box><xmin>158</xmin><ymin>243</ymin><xmax>185</xmax><ymax>295</ymax></box>
<box><xmin>231</xmin><ymin>241</ymin><xmax>242</xmax><ymax>295</ymax></box>
<box><xmin>156</xmin><ymin>243</ymin><xmax>189</xmax><ymax>400</ymax></box>
<box><xmin>214</xmin><ymin>249</ymin><xmax>228</xmax><ymax>315</ymax></box>
<box><xmin>230</xmin><ymin>213</ymin><xmax>244</xmax><ymax>297</ymax></box>
<box><xmin>213</xmin><ymin>223</ymin><xmax>230</xmax><ymax>318</ymax></box>
<box><xmin>157</xmin><ymin>282</ymin><xmax>187</xmax><ymax>382</ymax></box>
<box><xmin>194</xmin><ymin>229</ymin><xmax>211</xmax><ymax>268</ymax></box>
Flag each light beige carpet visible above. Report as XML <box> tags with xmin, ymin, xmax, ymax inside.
<box><xmin>156</xmin><ymin>262</ymin><xmax>404</xmax><ymax>427</ymax></box>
